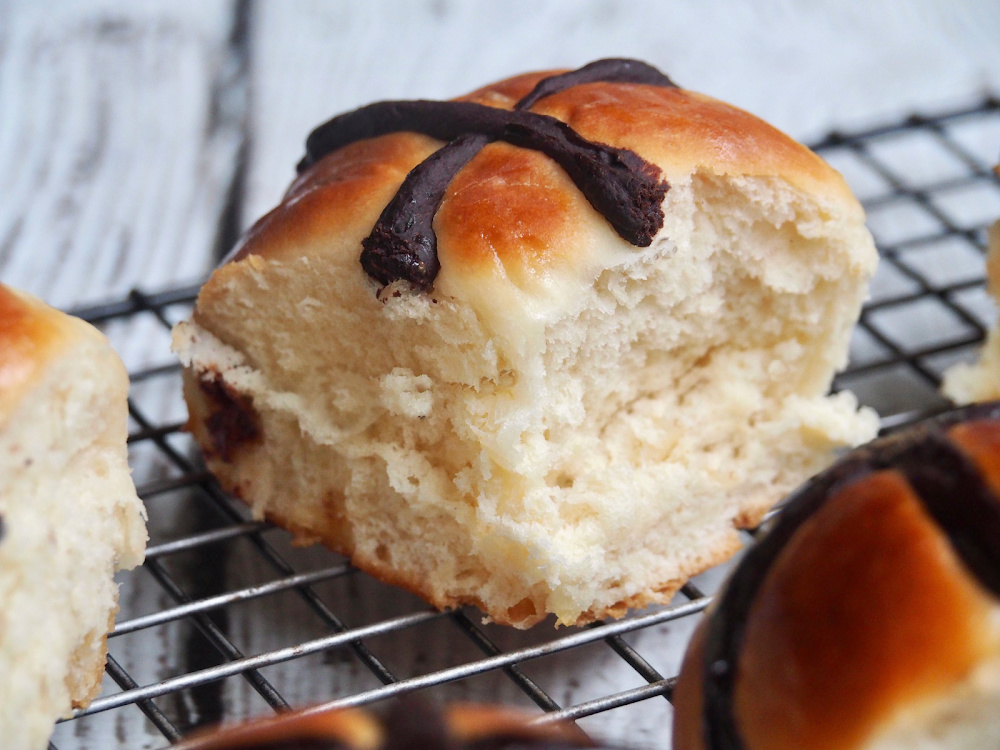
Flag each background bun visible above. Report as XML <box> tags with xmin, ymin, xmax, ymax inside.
<box><xmin>673</xmin><ymin>403</ymin><xmax>1000</xmax><ymax>750</ymax></box>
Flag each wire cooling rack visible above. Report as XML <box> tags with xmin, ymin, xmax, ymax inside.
<box><xmin>50</xmin><ymin>97</ymin><xmax>1000</xmax><ymax>749</ymax></box>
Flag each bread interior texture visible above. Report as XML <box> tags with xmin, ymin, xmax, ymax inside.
<box><xmin>174</xmin><ymin>169</ymin><xmax>877</xmax><ymax>627</ymax></box>
<box><xmin>0</xmin><ymin>334</ymin><xmax>146</xmax><ymax>749</ymax></box>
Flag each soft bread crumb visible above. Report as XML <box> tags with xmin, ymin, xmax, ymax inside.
<box><xmin>0</xmin><ymin>287</ymin><xmax>146</xmax><ymax>750</ymax></box>
<box><xmin>174</xmin><ymin>162</ymin><xmax>877</xmax><ymax>627</ymax></box>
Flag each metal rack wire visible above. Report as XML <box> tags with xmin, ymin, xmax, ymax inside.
<box><xmin>51</xmin><ymin>96</ymin><xmax>1000</xmax><ymax>749</ymax></box>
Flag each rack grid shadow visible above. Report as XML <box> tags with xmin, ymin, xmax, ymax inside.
<box><xmin>51</xmin><ymin>96</ymin><xmax>1000</xmax><ymax>749</ymax></box>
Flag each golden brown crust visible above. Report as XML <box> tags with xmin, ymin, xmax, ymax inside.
<box><xmin>68</xmin><ymin>607</ymin><xmax>117</xmax><ymax>709</ymax></box>
<box><xmin>176</xmin><ymin>703</ymin><xmax>587</xmax><ymax>749</ymax></box>
<box><xmin>734</xmin><ymin>469</ymin><xmax>997</xmax><ymax>750</ymax></box>
<box><xmin>219</xmin><ymin>70</ymin><xmax>857</xmax><ymax>289</ymax></box>
<box><xmin>673</xmin><ymin>464</ymin><xmax>1000</xmax><ymax>750</ymax></box>
<box><xmin>436</xmin><ymin>140</ymin><xmax>594</xmax><ymax>287</ymax></box>
<box><xmin>671</xmin><ymin>618</ymin><xmax>709</xmax><ymax>750</ymax></box>
<box><xmin>229</xmin><ymin>133</ymin><xmax>442</xmax><ymax>267</ymax></box>
<box><xmin>0</xmin><ymin>284</ymin><xmax>73</xmax><ymax>424</ymax></box>
<box><xmin>455</xmin><ymin>70</ymin><xmax>853</xmax><ymax>202</ymax></box>
<box><xmin>175</xmin><ymin>706</ymin><xmax>382</xmax><ymax>749</ymax></box>
<box><xmin>985</xmin><ymin>219</ymin><xmax>1000</xmax><ymax>297</ymax></box>
<box><xmin>671</xmin><ymin>405</ymin><xmax>1000</xmax><ymax>749</ymax></box>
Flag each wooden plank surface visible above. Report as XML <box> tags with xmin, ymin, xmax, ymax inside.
<box><xmin>242</xmin><ymin>0</ymin><xmax>1000</xmax><ymax>224</ymax></box>
<box><xmin>3</xmin><ymin>1</ymin><xmax>1000</xmax><ymax>749</ymax></box>
<box><xmin>4</xmin><ymin>0</ymin><xmax>1000</xmax><ymax>305</ymax></box>
<box><xmin>0</xmin><ymin>0</ymin><xmax>242</xmax><ymax>311</ymax></box>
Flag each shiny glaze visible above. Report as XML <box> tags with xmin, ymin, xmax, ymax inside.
<box><xmin>296</xmin><ymin>59</ymin><xmax>676</xmax><ymax>290</ymax></box>
<box><xmin>699</xmin><ymin>402</ymin><xmax>1000</xmax><ymax>749</ymax></box>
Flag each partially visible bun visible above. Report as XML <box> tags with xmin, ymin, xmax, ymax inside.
<box><xmin>0</xmin><ymin>284</ymin><xmax>147</xmax><ymax>750</ymax></box>
<box><xmin>173</xmin><ymin>60</ymin><xmax>878</xmax><ymax>627</ymax></box>
<box><xmin>673</xmin><ymin>403</ymin><xmax>1000</xmax><ymax>750</ymax></box>
<box><xmin>176</xmin><ymin>701</ymin><xmax>593</xmax><ymax>750</ymax></box>
<box><xmin>943</xmin><ymin>212</ymin><xmax>1000</xmax><ymax>403</ymax></box>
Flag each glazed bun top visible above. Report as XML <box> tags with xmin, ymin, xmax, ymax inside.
<box><xmin>214</xmin><ymin>58</ymin><xmax>863</xmax><ymax>313</ymax></box>
<box><xmin>0</xmin><ymin>284</ymin><xmax>108</xmax><ymax>426</ymax></box>
<box><xmin>673</xmin><ymin>403</ymin><xmax>1000</xmax><ymax>750</ymax></box>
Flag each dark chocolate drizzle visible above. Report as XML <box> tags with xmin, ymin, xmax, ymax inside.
<box><xmin>305</xmin><ymin>100</ymin><xmax>666</xmax><ymax>249</ymax></box>
<box><xmin>297</xmin><ymin>59</ymin><xmax>676</xmax><ymax>290</ymax></box>
<box><xmin>700</xmin><ymin>401</ymin><xmax>1000</xmax><ymax>750</ymax></box>
<box><xmin>513</xmin><ymin>58</ymin><xmax>676</xmax><ymax>111</ymax></box>
<box><xmin>360</xmin><ymin>132</ymin><xmax>486</xmax><ymax>290</ymax></box>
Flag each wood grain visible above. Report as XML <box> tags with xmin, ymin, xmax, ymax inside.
<box><xmin>4</xmin><ymin>1</ymin><xmax>1000</xmax><ymax>749</ymax></box>
<box><xmin>0</xmin><ymin>0</ymin><xmax>242</xmax><ymax>312</ymax></box>
<box><xmin>241</xmin><ymin>0</ymin><xmax>1000</xmax><ymax>227</ymax></box>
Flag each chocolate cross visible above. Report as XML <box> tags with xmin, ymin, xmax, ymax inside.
<box><xmin>297</xmin><ymin>59</ymin><xmax>677</xmax><ymax>290</ymax></box>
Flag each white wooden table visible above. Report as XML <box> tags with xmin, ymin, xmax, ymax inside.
<box><xmin>3</xmin><ymin>2</ymin><xmax>1000</xmax><ymax>748</ymax></box>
